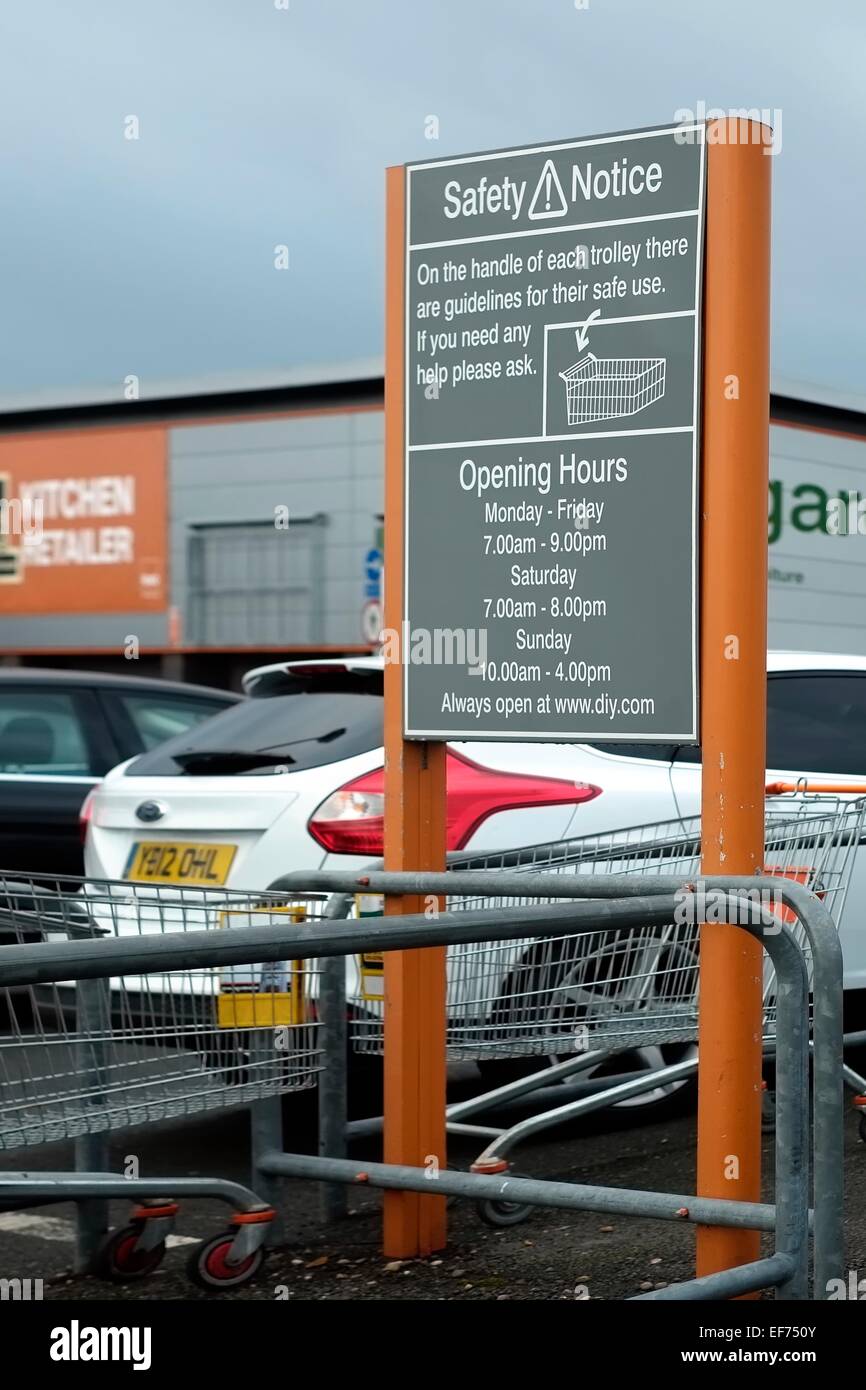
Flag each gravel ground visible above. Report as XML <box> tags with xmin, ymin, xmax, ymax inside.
<box><xmin>40</xmin><ymin>1111</ymin><xmax>705</xmax><ymax>1302</ymax></box>
<box><xmin>11</xmin><ymin>1103</ymin><xmax>859</xmax><ymax>1302</ymax></box>
<box><xmin>7</xmin><ymin>1063</ymin><xmax>866</xmax><ymax>1303</ymax></box>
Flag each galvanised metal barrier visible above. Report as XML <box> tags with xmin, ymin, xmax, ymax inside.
<box><xmin>273</xmin><ymin>868</ymin><xmax>844</xmax><ymax>1300</ymax></box>
<box><xmin>0</xmin><ymin>874</ymin><xmax>841</xmax><ymax>1300</ymax></box>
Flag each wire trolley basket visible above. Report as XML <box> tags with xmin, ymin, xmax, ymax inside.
<box><xmin>559</xmin><ymin>351</ymin><xmax>666</xmax><ymax>424</ymax></box>
<box><xmin>350</xmin><ymin>794</ymin><xmax>866</xmax><ymax>1063</ymax></box>
<box><xmin>0</xmin><ymin>877</ymin><xmax>324</xmax><ymax>1150</ymax></box>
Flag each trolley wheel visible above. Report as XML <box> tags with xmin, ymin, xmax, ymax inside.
<box><xmin>475</xmin><ymin>1171</ymin><xmax>534</xmax><ymax>1228</ymax></box>
<box><xmin>858</xmin><ymin>1111</ymin><xmax>866</xmax><ymax>1144</ymax></box>
<box><xmin>475</xmin><ymin>1194</ymin><xmax>534</xmax><ymax>1228</ymax></box>
<box><xmin>93</xmin><ymin>1223</ymin><xmax>166</xmax><ymax>1282</ymax></box>
<box><xmin>187</xmin><ymin>1231</ymin><xmax>265</xmax><ymax>1291</ymax></box>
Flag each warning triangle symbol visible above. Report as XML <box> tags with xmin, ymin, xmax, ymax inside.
<box><xmin>527</xmin><ymin>159</ymin><xmax>568</xmax><ymax>220</ymax></box>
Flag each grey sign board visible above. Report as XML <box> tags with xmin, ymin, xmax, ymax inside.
<box><xmin>402</xmin><ymin>123</ymin><xmax>706</xmax><ymax>741</ymax></box>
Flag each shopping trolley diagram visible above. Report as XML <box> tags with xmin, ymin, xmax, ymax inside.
<box><xmin>559</xmin><ymin>350</ymin><xmax>666</xmax><ymax>424</ymax></box>
<box><xmin>0</xmin><ymin>879</ymin><xmax>322</xmax><ymax>1288</ymax></box>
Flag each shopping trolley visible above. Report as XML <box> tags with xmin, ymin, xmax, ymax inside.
<box><xmin>345</xmin><ymin>790</ymin><xmax>866</xmax><ymax>1224</ymax></box>
<box><xmin>0</xmin><ymin>875</ymin><xmax>322</xmax><ymax>1288</ymax></box>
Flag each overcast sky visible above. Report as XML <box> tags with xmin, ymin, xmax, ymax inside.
<box><xmin>0</xmin><ymin>0</ymin><xmax>862</xmax><ymax>407</ymax></box>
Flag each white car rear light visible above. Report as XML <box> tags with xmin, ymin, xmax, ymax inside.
<box><xmin>308</xmin><ymin>749</ymin><xmax>600</xmax><ymax>855</ymax></box>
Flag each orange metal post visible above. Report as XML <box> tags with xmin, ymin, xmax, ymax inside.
<box><xmin>697</xmin><ymin>118</ymin><xmax>772</xmax><ymax>1279</ymax></box>
<box><xmin>381</xmin><ymin>164</ymin><xmax>448</xmax><ymax>1258</ymax></box>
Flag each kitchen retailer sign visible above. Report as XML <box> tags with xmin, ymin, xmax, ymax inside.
<box><xmin>0</xmin><ymin>428</ymin><xmax>167</xmax><ymax>615</ymax></box>
<box><xmin>403</xmin><ymin>123</ymin><xmax>706</xmax><ymax>741</ymax></box>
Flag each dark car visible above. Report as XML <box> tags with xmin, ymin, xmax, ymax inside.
<box><xmin>0</xmin><ymin>668</ymin><xmax>239</xmax><ymax>878</ymax></box>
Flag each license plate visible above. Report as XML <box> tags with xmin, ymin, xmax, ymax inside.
<box><xmin>125</xmin><ymin>841</ymin><xmax>237</xmax><ymax>886</ymax></box>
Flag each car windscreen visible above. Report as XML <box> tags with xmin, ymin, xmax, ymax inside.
<box><xmin>127</xmin><ymin>671</ymin><xmax>384</xmax><ymax>777</ymax></box>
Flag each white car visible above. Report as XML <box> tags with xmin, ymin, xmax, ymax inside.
<box><xmin>82</xmin><ymin>651</ymin><xmax>866</xmax><ymax>1107</ymax></box>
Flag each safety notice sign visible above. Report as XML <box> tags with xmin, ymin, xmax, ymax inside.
<box><xmin>403</xmin><ymin>122</ymin><xmax>706</xmax><ymax>741</ymax></box>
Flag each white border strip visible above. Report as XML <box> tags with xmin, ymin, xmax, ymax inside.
<box><xmin>688</xmin><ymin>130</ymin><xmax>707</xmax><ymax>741</ymax></box>
<box><xmin>403</xmin><ymin>726</ymin><xmax>698</xmax><ymax>742</ymax></box>
<box><xmin>408</xmin><ymin>207</ymin><xmax>700</xmax><ymax>254</ymax></box>
<box><xmin>410</xmin><ymin>208</ymin><xmax>699</xmax><ymax>253</ymax></box>
<box><xmin>410</xmin><ymin>425</ymin><xmax>694</xmax><ymax>452</ymax></box>
<box><xmin>409</xmin><ymin>123</ymin><xmax>704</xmax><ymax>173</ymax></box>
<box><xmin>550</xmin><ymin>309</ymin><xmax>696</xmax><ymax>330</ymax></box>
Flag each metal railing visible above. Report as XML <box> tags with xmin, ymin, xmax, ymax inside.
<box><xmin>274</xmin><ymin>866</ymin><xmax>844</xmax><ymax>1299</ymax></box>
<box><xmin>0</xmin><ymin>873</ymin><xmax>842</xmax><ymax>1300</ymax></box>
